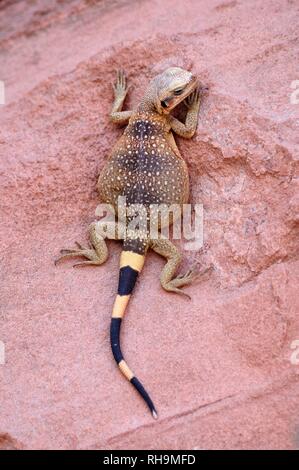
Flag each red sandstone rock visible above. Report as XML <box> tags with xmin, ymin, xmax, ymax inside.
<box><xmin>0</xmin><ymin>0</ymin><xmax>298</xmax><ymax>450</ymax></box>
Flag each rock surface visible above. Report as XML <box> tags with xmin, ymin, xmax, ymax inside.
<box><xmin>0</xmin><ymin>0</ymin><xmax>298</xmax><ymax>450</ymax></box>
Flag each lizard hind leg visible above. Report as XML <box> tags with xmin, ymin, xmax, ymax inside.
<box><xmin>55</xmin><ymin>220</ymin><xmax>125</xmax><ymax>267</ymax></box>
<box><xmin>150</xmin><ymin>237</ymin><xmax>198</xmax><ymax>299</ymax></box>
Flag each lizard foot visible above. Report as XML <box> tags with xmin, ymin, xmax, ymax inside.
<box><xmin>113</xmin><ymin>69</ymin><xmax>131</xmax><ymax>101</ymax></box>
<box><xmin>162</xmin><ymin>269</ymin><xmax>198</xmax><ymax>299</ymax></box>
<box><xmin>162</xmin><ymin>264</ymin><xmax>213</xmax><ymax>299</ymax></box>
<box><xmin>55</xmin><ymin>242</ymin><xmax>102</xmax><ymax>267</ymax></box>
<box><xmin>184</xmin><ymin>85</ymin><xmax>207</xmax><ymax>109</ymax></box>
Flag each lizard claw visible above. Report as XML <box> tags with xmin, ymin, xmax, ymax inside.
<box><xmin>73</xmin><ymin>260</ymin><xmax>101</xmax><ymax>267</ymax></box>
<box><xmin>172</xmin><ymin>288</ymin><xmax>192</xmax><ymax>300</ymax></box>
<box><xmin>176</xmin><ymin>269</ymin><xmax>192</xmax><ymax>279</ymax></box>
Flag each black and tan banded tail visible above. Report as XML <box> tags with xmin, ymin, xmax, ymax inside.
<box><xmin>110</xmin><ymin>248</ymin><xmax>158</xmax><ymax>419</ymax></box>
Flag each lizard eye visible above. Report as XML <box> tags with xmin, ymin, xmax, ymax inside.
<box><xmin>173</xmin><ymin>88</ymin><xmax>184</xmax><ymax>96</ymax></box>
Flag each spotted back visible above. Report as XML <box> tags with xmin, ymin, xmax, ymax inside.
<box><xmin>99</xmin><ymin>114</ymin><xmax>189</xmax><ymax>212</ymax></box>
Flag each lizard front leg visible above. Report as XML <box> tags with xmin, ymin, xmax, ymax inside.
<box><xmin>110</xmin><ymin>69</ymin><xmax>132</xmax><ymax>125</ymax></box>
<box><xmin>55</xmin><ymin>220</ymin><xmax>125</xmax><ymax>267</ymax></box>
<box><xmin>169</xmin><ymin>86</ymin><xmax>205</xmax><ymax>138</ymax></box>
<box><xmin>150</xmin><ymin>237</ymin><xmax>198</xmax><ymax>299</ymax></box>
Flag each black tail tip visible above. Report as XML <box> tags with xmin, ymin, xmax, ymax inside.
<box><xmin>130</xmin><ymin>376</ymin><xmax>158</xmax><ymax>420</ymax></box>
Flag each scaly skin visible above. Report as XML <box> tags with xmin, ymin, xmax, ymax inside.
<box><xmin>56</xmin><ymin>67</ymin><xmax>206</xmax><ymax>419</ymax></box>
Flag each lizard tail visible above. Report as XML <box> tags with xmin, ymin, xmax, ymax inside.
<box><xmin>110</xmin><ymin>247</ymin><xmax>158</xmax><ymax>419</ymax></box>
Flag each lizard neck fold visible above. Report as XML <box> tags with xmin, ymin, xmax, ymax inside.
<box><xmin>136</xmin><ymin>100</ymin><xmax>157</xmax><ymax>114</ymax></box>
<box><xmin>136</xmin><ymin>81</ymin><xmax>161</xmax><ymax>114</ymax></box>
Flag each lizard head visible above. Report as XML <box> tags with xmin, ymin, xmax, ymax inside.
<box><xmin>153</xmin><ymin>67</ymin><xmax>198</xmax><ymax>115</ymax></box>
